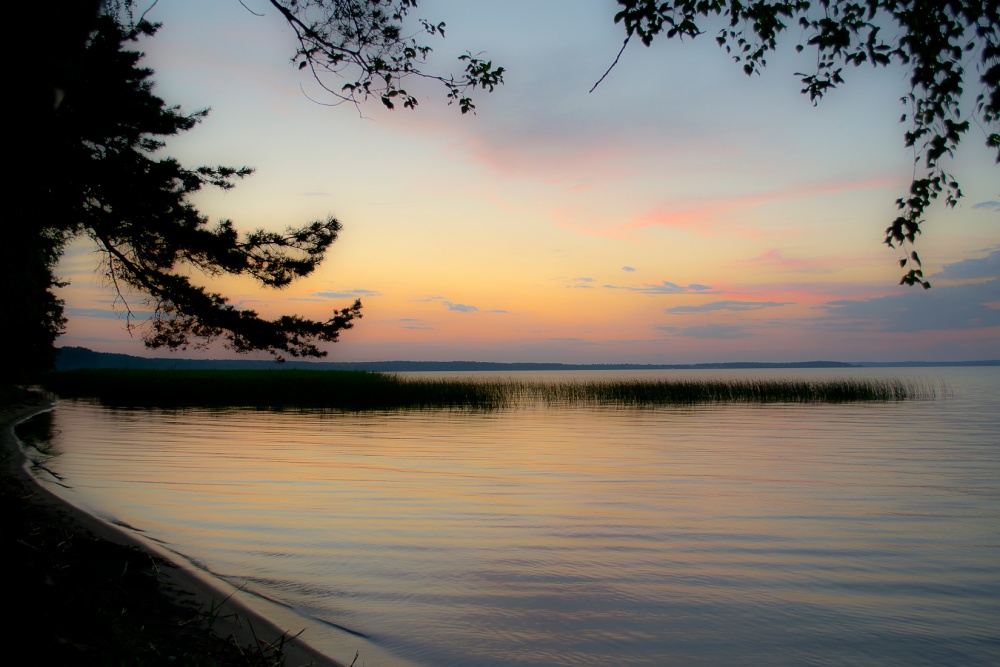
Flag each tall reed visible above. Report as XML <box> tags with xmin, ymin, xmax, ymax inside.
<box><xmin>529</xmin><ymin>376</ymin><xmax>930</xmax><ymax>405</ymax></box>
<box><xmin>42</xmin><ymin>370</ymin><xmax>934</xmax><ymax>410</ymax></box>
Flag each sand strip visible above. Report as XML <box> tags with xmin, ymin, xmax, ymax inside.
<box><xmin>3</xmin><ymin>395</ymin><xmax>346</xmax><ymax>667</ymax></box>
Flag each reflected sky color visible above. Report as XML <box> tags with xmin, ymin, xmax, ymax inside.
<box><xmin>32</xmin><ymin>368</ymin><xmax>1000</xmax><ymax>666</ymax></box>
<box><xmin>55</xmin><ymin>0</ymin><xmax>1000</xmax><ymax>362</ymax></box>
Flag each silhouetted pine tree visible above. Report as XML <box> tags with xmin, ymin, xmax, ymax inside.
<box><xmin>3</xmin><ymin>13</ymin><xmax>361</xmax><ymax>384</ymax></box>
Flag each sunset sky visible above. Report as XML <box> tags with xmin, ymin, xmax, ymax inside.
<box><xmin>55</xmin><ymin>0</ymin><xmax>1000</xmax><ymax>363</ymax></box>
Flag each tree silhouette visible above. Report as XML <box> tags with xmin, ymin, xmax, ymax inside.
<box><xmin>605</xmin><ymin>1</ymin><xmax>999</xmax><ymax>288</ymax></box>
<box><xmin>77</xmin><ymin>18</ymin><xmax>366</xmax><ymax>355</ymax></box>
<box><xmin>6</xmin><ymin>1</ymin><xmax>995</xmax><ymax>385</ymax></box>
<box><xmin>5</xmin><ymin>0</ymin><xmax>505</xmax><ymax>385</ymax></box>
<box><xmin>4</xmin><ymin>14</ymin><xmax>361</xmax><ymax>383</ymax></box>
<box><xmin>261</xmin><ymin>0</ymin><xmax>504</xmax><ymax>113</ymax></box>
<box><xmin>260</xmin><ymin>1</ymin><xmax>996</xmax><ymax>288</ymax></box>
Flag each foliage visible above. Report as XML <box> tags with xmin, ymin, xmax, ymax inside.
<box><xmin>5</xmin><ymin>13</ymin><xmax>364</xmax><ymax>384</ymax></box>
<box><xmin>1</xmin><ymin>226</ymin><xmax>68</xmax><ymax>383</ymax></box>
<box><xmin>8</xmin><ymin>0</ymin><xmax>510</xmax><ymax>385</ymax></box>
<box><xmin>108</xmin><ymin>0</ymin><xmax>505</xmax><ymax>114</ymax></box>
<box><xmin>77</xmin><ymin>17</ymin><xmax>363</xmax><ymax>357</ymax></box>
<box><xmin>261</xmin><ymin>0</ymin><xmax>504</xmax><ymax>113</ymax></box>
<box><xmin>610</xmin><ymin>1</ymin><xmax>999</xmax><ymax>288</ymax></box>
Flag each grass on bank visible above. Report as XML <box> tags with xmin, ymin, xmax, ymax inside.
<box><xmin>41</xmin><ymin>369</ymin><xmax>935</xmax><ymax>409</ymax></box>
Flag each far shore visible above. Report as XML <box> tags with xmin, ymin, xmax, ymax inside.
<box><xmin>2</xmin><ymin>393</ymin><xmax>344</xmax><ymax>667</ymax></box>
<box><xmin>54</xmin><ymin>345</ymin><xmax>1000</xmax><ymax>372</ymax></box>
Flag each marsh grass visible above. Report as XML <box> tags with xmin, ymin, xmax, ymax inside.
<box><xmin>534</xmin><ymin>376</ymin><xmax>932</xmax><ymax>405</ymax></box>
<box><xmin>42</xmin><ymin>369</ymin><xmax>934</xmax><ymax>410</ymax></box>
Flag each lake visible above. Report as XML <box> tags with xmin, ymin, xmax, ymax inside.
<box><xmin>23</xmin><ymin>368</ymin><xmax>1000</xmax><ymax>666</ymax></box>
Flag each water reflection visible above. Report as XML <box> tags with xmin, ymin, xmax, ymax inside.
<box><xmin>14</xmin><ymin>407</ymin><xmax>70</xmax><ymax>484</ymax></box>
<box><xmin>26</xmin><ymin>368</ymin><xmax>1000</xmax><ymax>667</ymax></box>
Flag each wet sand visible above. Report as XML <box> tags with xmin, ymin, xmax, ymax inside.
<box><xmin>2</xmin><ymin>395</ymin><xmax>343</xmax><ymax>667</ymax></box>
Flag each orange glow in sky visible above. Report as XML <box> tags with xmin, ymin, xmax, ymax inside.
<box><xmin>55</xmin><ymin>0</ymin><xmax>1000</xmax><ymax>363</ymax></box>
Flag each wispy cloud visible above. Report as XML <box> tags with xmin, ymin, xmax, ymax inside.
<box><xmin>394</xmin><ymin>317</ymin><xmax>435</xmax><ymax>331</ymax></box>
<box><xmin>657</xmin><ymin>324</ymin><xmax>754</xmax><ymax>339</ymax></box>
<box><xmin>419</xmin><ymin>296</ymin><xmax>504</xmax><ymax>312</ymax></box>
<box><xmin>313</xmin><ymin>289</ymin><xmax>383</xmax><ymax>299</ymax></box>
<box><xmin>936</xmin><ymin>251</ymin><xmax>1000</xmax><ymax>281</ymax></box>
<box><xmin>556</xmin><ymin>175</ymin><xmax>899</xmax><ymax>238</ymax></box>
<box><xmin>749</xmin><ymin>249</ymin><xmax>844</xmax><ymax>274</ymax></box>
<box><xmin>620</xmin><ymin>174</ymin><xmax>898</xmax><ymax>236</ymax></box>
<box><xmin>443</xmin><ymin>301</ymin><xmax>479</xmax><ymax>312</ymax></box>
<box><xmin>972</xmin><ymin>201</ymin><xmax>1000</xmax><ymax>211</ymax></box>
<box><xmin>816</xmin><ymin>252</ymin><xmax>1000</xmax><ymax>332</ymax></box>
<box><xmin>604</xmin><ymin>281</ymin><xmax>721</xmax><ymax>295</ymax></box>
<box><xmin>665</xmin><ymin>300</ymin><xmax>792</xmax><ymax>314</ymax></box>
<box><xmin>566</xmin><ymin>277</ymin><xmax>595</xmax><ymax>289</ymax></box>
<box><xmin>66</xmin><ymin>307</ymin><xmax>152</xmax><ymax>320</ymax></box>
<box><xmin>621</xmin><ymin>266</ymin><xmax>637</xmax><ymax>272</ymax></box>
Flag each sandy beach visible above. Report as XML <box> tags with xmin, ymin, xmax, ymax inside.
<box><xmin>2</xmin><ymin>393</ymin><xmax>344</xmax><ymax>667</ymax></box>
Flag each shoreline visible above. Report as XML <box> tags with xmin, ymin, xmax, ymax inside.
<box><xmin>2</xmin><ymin>393</ymin><xmax>344</xmax><ymax>667</ymax></box>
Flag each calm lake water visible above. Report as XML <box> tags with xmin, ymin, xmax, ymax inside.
<box><xmin>24</xmin><ymin>368</ymin><xmax>1000</xmax><ymax>666</ymax></box>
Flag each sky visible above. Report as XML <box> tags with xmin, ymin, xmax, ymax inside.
<box><xmin>55</xmin><ymin>0</ymin><xmax>1000</xmax><ymax>363</ymax></box>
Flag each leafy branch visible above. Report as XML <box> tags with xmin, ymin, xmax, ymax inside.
<box><xmin>60</xmin><ymin>15</ymin><xmax>362</xmax><ymax>359</ymax></box>
<box><xmin>264</xmin><ymin>0</ymin><xmax>504</xmax><ymax>113</ymax></box>
<box><xmin>609</xmin><ymin>1</ymin><xmax>999</xmax><ymax>287</ymax></box>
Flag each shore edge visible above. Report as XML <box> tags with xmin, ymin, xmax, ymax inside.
<box><xmin>2</xmin><ymin>393</ymin><xmax>345</xmax><ymax>667</ymax></box>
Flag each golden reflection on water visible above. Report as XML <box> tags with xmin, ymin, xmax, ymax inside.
<box><xmin>32</xmin><ymin>369</ymin><xmax>1000</xmax><ymax>667</ymax></box>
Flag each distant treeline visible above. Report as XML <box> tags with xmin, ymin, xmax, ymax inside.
<box><xmin>54</xmin><ymin>347</ymin><xmax>998</xmax><ymax>373</ymax></box>
<box><xmin>42</xmin><ymin>369</ymin><xmax>935</xmax><ymax>410</ymax></box>
<box><xmin>55</xmin><ymin>347</ymin><xmax>864</xmax><ymax>372</ymax></box>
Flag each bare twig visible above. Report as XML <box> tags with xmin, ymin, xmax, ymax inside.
<box><xmin>239</xmin><ymin>0</ymin><xmax>265</xmax><ymax>17</ymax></box>
<box><xmin>590</xmin><ymin>35</ymin><xmax>631</xmax><ymax>93</ymax></box>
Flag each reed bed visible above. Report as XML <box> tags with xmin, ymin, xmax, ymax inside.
<box><xmin>530</xmin><ymin>376</ymin><xmax>932</xmax><ymax>405</ymax></box>
<box><xmin>42</xmin><ymin>369</ymin><xmax>508</xmax><ymax>410</ymax></box>
<box><xmin>42</xmin><ymin>370</ymin><xmax>934</xmax><ymax>410</ymax></box>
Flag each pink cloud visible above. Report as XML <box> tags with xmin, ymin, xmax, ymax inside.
<box><xmin>728</xmin><ymin>280</ymin><xmax>901</xmax><ymax>309</ymax></box>
<box><xmin>622</xmin><ymin>173</ymin><xmax>901</xmax><ymax>235</ymax></box>
<box><xmin>372</xmin><ymin>97</ymin><xmax>732</xmax><ymax>188</ymax></box>
<box><xmin>458</xmin><ymin>131</ymin><xmax>656</xmax><ymax>183</ymax></box>
<box><xmin>554</xmin><ymin>172</ymin><xmax>901</xmax><ymax>241</ymax></box>
<box><xmin>749</xmin><ymin>249</ymin><xmax>843</xmax><ymax>274</ymax></box>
